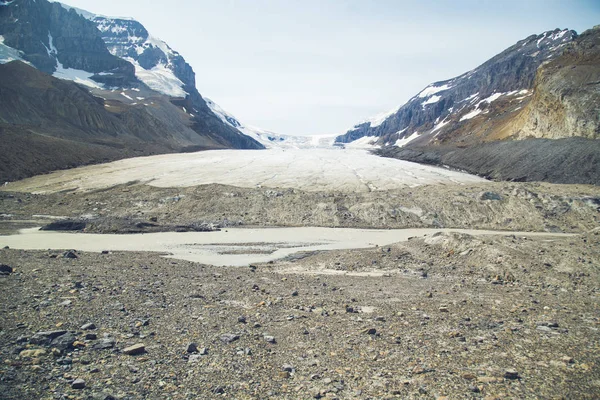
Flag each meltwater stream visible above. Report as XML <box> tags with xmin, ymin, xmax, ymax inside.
<box><xmin>0</xmin><ymin>227</ymin><xmax>572</xmax><ymax>266</ymax></box>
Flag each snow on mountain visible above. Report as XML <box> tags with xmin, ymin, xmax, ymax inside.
<box><xmin>205</xmin><ymin>98</ymin><xmax>336</xmax><ymax>149</ymax></box>
<box><xmin>0</xmin><ymin>34</ymin><xmax>28</xmax><ymax>64</ymax></box>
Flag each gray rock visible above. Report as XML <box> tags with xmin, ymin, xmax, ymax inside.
<box><xmin>264</xmin><ymin>335</ymin><xmax>276</xmax><ymax>344</ymax></box>
<box><xmin>220</xmin><ymin>334</ymin><xmax>240</xmax><ymax>344</ymax></box>
<box><xmin>71</xmin><ymin>378</ymin><xmax>86</xmax><ymax>389</ymax></box>
<box><xmin>188</xmin><ymin>354</ymin><xmax>202</xmax><ymax>363</ymax></box>
<box><xmin>51</xmin><ymin>332</ymin><xmax>76</xmax><ymax>352</ymax></box>
<box><xmin>479</xmin><ymin>192</ymin><xmax>503</xmax><ymax>201</ymax></box>
<box><xmin>81</xmin><ymin>323</ymin><xmax>96</xmax><ymax>330</ymax></box>
<box><xmin>92</xmin><ymin>337</ymin><xmax>115</xmax><ymax>350</ymax></box>
<box><xmin>63</xmin><ymin>250</ymin><xmax>79</xmax><ymax>259</ymax></box>
<box><xmin>30</xmin><ymin>330</ymin><xmax>68</xmax><ymax>345</ymax></box>
<box><xmin>282</xmin><ymin>364</ymin><xmax>294</xmax><ymax>372</ymax></box>
<box><xmin>122</xmin><ymin>344</ymin><xmax>145</xmax><ymax>355</ymax></box>
<box><xmin>0</xmin><ymin>264</ymin><xmax>13</xmax><ymax>274</ymax></box>
<box><xmin>504</xmin><ymin>369</ymin><xmax>520</xmax><ymax>379</ymax></box>
<box><xmin>186</xmin><ymin>343</ymin><xmax>198</xmax><ymax>353</ymax></box>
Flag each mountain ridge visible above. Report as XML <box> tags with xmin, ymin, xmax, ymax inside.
<box><xmin>336</xmin><ymin>28</ymin><xmax>578</xmax><ymax>147</ymax></box>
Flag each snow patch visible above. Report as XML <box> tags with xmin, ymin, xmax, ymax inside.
<box><xmin>431</xmin><ymin>118</ymin><xmax>450</xmax><ymax>134</ymax></box>
<box><xmin>126</xmin><ymin>58</ymin><xmax>187</xmax><ymax>97</ymax></box>
<box><xmin>395</xmin><ymin>132</ymin><xmax>419</xmax><ymax>147</ymax></box>
<box><xmin>358</xmin><ymin>104</ymin><xmax>404</xmax><ymax>128</ymax></box>
<box><xmin>346</xmin><ymin>136</ymin><xmax>379</xmax><ymax>149</ymax></box>
<box><xmin>54</xmin><ymin>2</ymin><xmax>132</xmax><ymax>21</ymax></box>
<box><xmin>53</xmin><ymin>60</ymin><xmax>103</xmax><ymax>89</ymax></box>
<box><xmin>460</xmin><ymin>108</ymin><xmax>482</xmax><ymax>121</ymax></box>
<box><xmin>422</xmin><ymin>95</ymin><xmax>441</xmax><ymax>107</ymax></box>
<box><xmin>417</xmin><ymin>84</ymin><xmax>452</xmax><ymax>98</ymax></box>
<box><xmin>0</xmin><ymin>35</ymin><xmax>31</xmax><ymax>64</ymax></box>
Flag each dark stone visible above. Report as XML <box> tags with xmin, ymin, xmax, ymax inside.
<box><xmin>71</xmin><ymin>378</ymin><xmax>86</xmax><ymax>389</ymax></box>
<box><xmin>186</xmin><ymin>343</ymin><xmax>198</xmax><ymax>353</ymax></box>
<box><xmin>81</xmin><ymin>323</ymin><xmax>96</xmax><ymax>330</ymax></box>
<box><xmin>63</xmin><ymin>250</ymin><xmax>78</xmax><ymax>259</ymax></box>
<box><xmin>92</xmin><ymin>338</ymin><xmax>115</xmax><ymax>350</ymax></box>
<box><xmin>50</xmin><ymin>332</ymin><xmax>76</xmax><ymax>352</ymax></box>
<box><xmin>480</xmin><ymin>192</ymin><xmax>503</xmax><ymax>201</ymax></box>
<box><xmin>0</xmin><ymin>264</ymin><xmax>13</xmax><ymax>274</ymax></box>
<box><xmin>30</xmin><ymin>330</ymin><xmax>68</xmax><ymax>345</ymax></box>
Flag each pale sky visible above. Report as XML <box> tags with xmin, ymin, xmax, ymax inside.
<box><xmin>61</xmin><ymin>0</ymin><xmax>600</xmax><ymax>136</ymax></box>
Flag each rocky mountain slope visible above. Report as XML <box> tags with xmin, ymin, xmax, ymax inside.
<box><xmin>0</xmin><ymin>0</ymin><xmax>263</xmax><ymax>181</ymax></box>
<box><xmin>507</xmin><ymin>27</ymin><xmax>600</xmax><ymax>140</ymax></box>
<box><xmin>336</xmin><ymin>28</ymin><xmax>578</xmax><ymax>147</ymax></box>
<box><xmin>345</xmin><ymin>26</ymin><xmax>600</xmax><ymax>184</ymax></box>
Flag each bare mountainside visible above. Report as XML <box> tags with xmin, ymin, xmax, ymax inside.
<box><xmin>0</xmin><ymin>0</ymin><xmax>263</xmax><ymax>182</ymax></box>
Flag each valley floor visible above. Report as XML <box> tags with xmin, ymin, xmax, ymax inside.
<box><xmin>0</xmin><ymin>230</ymin><xmax>598</xmax><ymax>399</ymax></box>
<box><xmin>0</xmin><ymin>149</ymin><xmax>599</xmax><ymax>399</ymax></box>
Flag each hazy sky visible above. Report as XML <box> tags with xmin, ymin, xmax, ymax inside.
<box><xmin>62</xmin><ymin>0</ymin><xmax>599</xmax><ymax>136</ymax></box>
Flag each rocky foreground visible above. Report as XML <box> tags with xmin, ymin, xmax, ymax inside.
<box><xmin>0</xmin><ymin>227</ymin><xmax>598</xmax><ymax>399</ymax></box>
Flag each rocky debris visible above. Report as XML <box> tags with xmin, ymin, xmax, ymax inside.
<box><xmin>40</xmin><ymin>220</ymin><xmax>86</xmax><ymax>231</ymax></box>
<box><xmin>122</xmin><ymin>344</ymin><xmax>145</xmax><ymax>355</ymax></box>
<box><xmin>30</xmin><ymin>330</ymin><xmax>68</xmax><ymax>345</ymax></box>
<box><xmin>0</xmin><ymin>228</ymin><xmax>598</xmax><ymax>399</ymax></box>
<box><xmin>19</xmin><ymin>349</ymin><xmax>46</xmax><ymax>358</ymax></box>
<box><xmin>81</xmin><ymin>322</ymin><xmax>96</xmax><ymax>330</ymax></box>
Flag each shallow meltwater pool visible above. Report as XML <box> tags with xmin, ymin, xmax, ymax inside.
<box><xmin>0</xmin><ymin>227</ymin><xmax>573</xmax><ymax>266</ymax></box>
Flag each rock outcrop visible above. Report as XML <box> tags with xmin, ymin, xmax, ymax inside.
<box><xmin>508</xmin><ymin>26</ymin><xmax>600</xmax><ymax>140</ymax></box>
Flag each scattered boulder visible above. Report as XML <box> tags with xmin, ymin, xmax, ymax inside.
<box><xmin>186</xmin><ymin>343</ymin><xmax>198</xmax><ymax>353</ymax></box>
<box><xmin>71</xmin><ymin>378</ymin><xmax>86</xmax><ymax>389</ymax></box>
<box><xmin>479</xmin><ymin>191</ymin><xmax>503</xmax><ymax>201</ymax></box>
<box><xmin>92</xmin><ymin>337</ymin><xmax>115</xmax><ymax>350</ymax></box>
<box><xmin>50</xmin><ymin>332</ymin><xmax>76</xmax><ymax>352</ymax></box>
<box><xmin>81</xmin><ymin>323</ymin><xmax>97</xmax><ymax>330</ymax></box>
<box><xmin>264</xmin><ymin>335</ymin><xmax>276</xmax><ymax>344</ymax></box>
<box><xmin>122</xmin><ymin>344</ymin><xmax>146</xmax><ymax>355</ymax></box>
<box><xmin>30</xmin><ymin>330</ymin><xmax>68</xmax><ymax>346</ymax></box>
<box><xmin>63</xmin><ymin>250</ymin><xmax>79</xmax><ymax>259</ymax></box>
<box><xmin>220</xmin><ymin>334</ymin><xmax>240</xmax><ymax>344</ymax></box>
<box><xmin>504</xmin><ymin>369</ymin><xmax>520</xmax><ymax>380</ymax></box>
<box><xmin>0</xmin><ymin>264</ymin><xmax>13</xmax><ymax>275</ymax></box>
